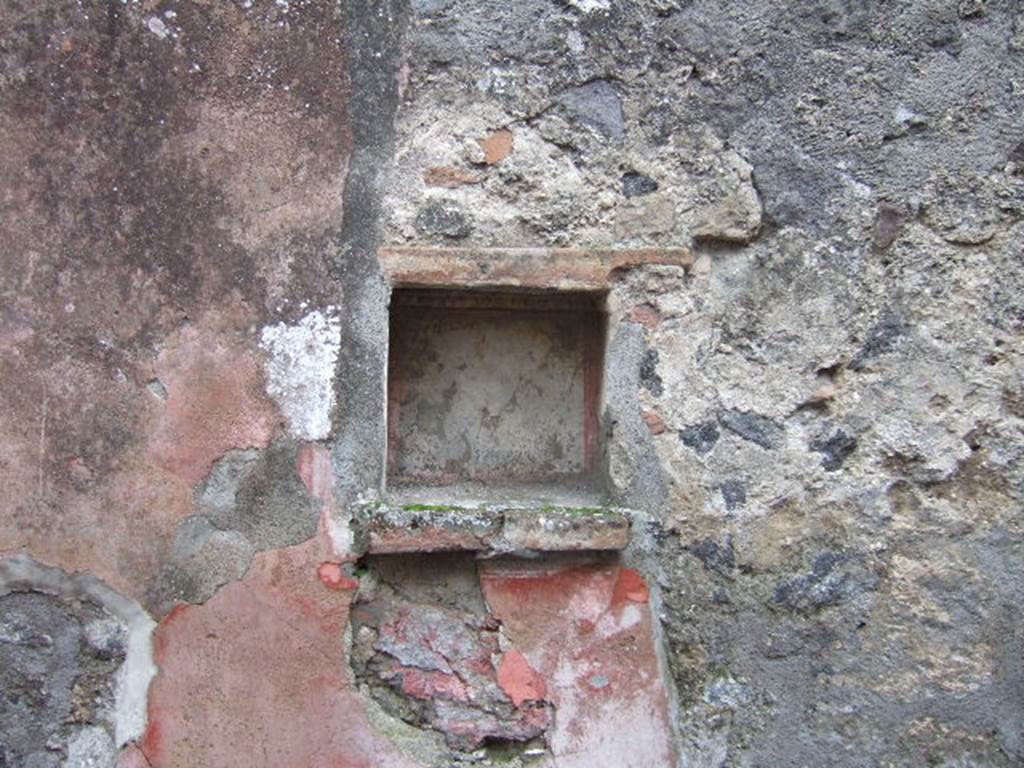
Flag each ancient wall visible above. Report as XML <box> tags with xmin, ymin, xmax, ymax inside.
<box><xmin>1</xmin><ymin>1</ymin><xmax>1022</xmax><ymax>766</ymax></box>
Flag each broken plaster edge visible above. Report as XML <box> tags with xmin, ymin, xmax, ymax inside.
<box><xmin>0</xmin><ymin>553</ymin><xmax>157</xmax><ymax>748</ymax></box>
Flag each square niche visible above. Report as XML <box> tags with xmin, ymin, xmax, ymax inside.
<box><xmin>387</xmin><ymin>288</ymin><xmax>607</xmax><ymax>502</ymax></box>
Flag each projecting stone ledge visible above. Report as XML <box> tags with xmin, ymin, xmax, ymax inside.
<box><xmin>378</xmin><ymin>246</ymin><xmax>693</xmax><ymax>291</ymax></box>
<box><xmin>353</xmin><ymin>503</ymin><xmax>631</xmax><ymax>555</ymax></box>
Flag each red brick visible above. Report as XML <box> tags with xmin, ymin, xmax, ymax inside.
<box><xmin>643</xmin><ymin>411</ymin><xmax>667</xmax><ymax>435</ymax></box>
<box><xmin>479</xmin><ymin>129</ymin><xmax>513</xmax><ymax>164</ymax></box>
<box><xmin>629</xmin><ymin>303</ymin><xmax>662</xmax><ymax>329</ymax></box>
<box><xmin>423</xmin><ymin>166</ymin><xmax>483</xmax><ymax>187</ymax></box>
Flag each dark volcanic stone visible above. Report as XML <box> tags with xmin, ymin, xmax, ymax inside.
<box><xmin>622</xmin><ymin>172</ymin><xmax>659</xmax><ymax>198</ymax></box>
<box><xmin>810</xmin><ymin>428</ymin><xmax>858</xmax><ymax>471</ymax></box>
<box><xmin>688</xmin><ymin>536</ymin><xmax>736</xmax><ymax>575</ymax></box>
<box><xmin>679</xmin><ymin>421</ymin><xmax>720</xmax><ymax>455</ymax></box>
<box><xmin>557</xmin><ymin>80</ymin><xmax>624</xmax><ymax>143</ymax></box>
<box><xmin>639</xmin><ymin>348</ymin><xmax>663</xmax><ymax>397</ymax></box>
<box><xmin>719</xmin><ymin>410</ymin><xmax>782</xmax><ymax>449</ymax></box>
<box><xmin>719</xmin><ymin>480</ymin><xmax>747</xmax><ymax>510</ymax></box>
<box><xmin>773</xmin><ymin>552</ymin><xmax>878</xmax><ymax>614</ymax></box>
<box><xmin>415</xmin><ymin>201</ymin><xmax>472</xmax><ymax>238</ymax></box>
<box><xmin>1010</xmin><ymin>140</ymin><xmax>1024</xmax><ymax>164</ymax></box>
<box><xmin>849</xmin><ymin>310</ymin><xmax>909</xmax><ymax>370</ymax></box>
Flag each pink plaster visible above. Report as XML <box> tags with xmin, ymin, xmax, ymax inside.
<box><xmin>148</xmin><ymin>324</ymin><xmax>279</xmax><ymax>486</ymax></box>
<box><xmin>142</xmin><ymin>540</ymin><xmax>423</xmax><ymax>768</ymax></box>
<box><xmin>115</xmin><ymin>743</ymin><xmax>152</xmax><ymax>768</ymax></box>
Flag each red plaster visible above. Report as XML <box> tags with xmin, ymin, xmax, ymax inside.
<box><xmin>612</xmin><ymin>568</ymin><xmax>650</xmax><ymax>606</ymax></box>
<box><xmin>152</xmin><ymin>604</ymin><xmax>190</xmax><ymax>659</ymax></box>
<box><xmin>317</xmin><ymin>562</ymin><xmax>358</xmax><ymax>591</ymax></box>
<box><xmin>497</xmin><ymin>649</ymin><xmax>547</xmax><ymax>706</ymax></box>
<box><xmin>140</xmin><ymin>718</ymin><xmax>162</xmax><ymax>765</ymax></box>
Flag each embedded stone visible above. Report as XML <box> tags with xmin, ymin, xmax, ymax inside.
<box><xmin>557</xmin><ymin>80</ymin><xmax>624</xmax><ymax>142</ymax></box>
<box><xmin>679</xmin><ymin>421</ymin><xmax>720</xmax><ymax>455</ymax></box>
<box><xmin>622</xmin><ymin>172</ymin><xmax>659</xmax><ymax>198</ymax></box>
<box><xmin>873</xmin><ymin>202</ymin><xmax>905</xmax><ymax>251</ymax></box>
<box><xmin>415</xmin><ymin>201</ymin><xmax>473</xmax><ymax>238</ymax></box>
<box><xmin>478</xmin><ymin>128</ymin><xmax>514</xmax><ymax>164</ymax></box>
<box><xmin>809</xmin><ymin>428</ymin><xmax>858</xmax><ymax>471</ymax></box>
<box><xmin>719</xmin><ymin>479</ymin><xmax>747</xmax><ymax>510</ymax></box>
<box><xmin>640</xmin><ymin>348</ymin><xmax>663</xmax><ymax>396</ymax></box>
<box><xmin>719</xmin><ymin>410</ymin><xmax>782</xmax><ymax>449</ymax></box>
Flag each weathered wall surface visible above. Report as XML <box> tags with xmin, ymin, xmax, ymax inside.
<box><xmin>0</xmin><ymin>0</ymin><xmax>353</xmax><ymax>602</ymax></box>
<box><xmin>1</xmin><ymin>0</ymin><xmax>1022</xmax><ymax>766</ymax></box>
<box><xmin>0</xmin><ymin>1</ymin><xmax>374</xmax><ymax>764</ymax></box>
<box><xmin>381</xmin><ymin>1</ymin><xmax>1024</xmax><ymax>765</ymax></box>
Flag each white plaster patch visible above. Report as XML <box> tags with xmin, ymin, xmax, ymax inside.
<box><xmin>0</xmin><ymin>555</ymin><xmax>157</xmax><ymax>748</ymax></box>
<box><xmin>259</xmin><ymin>309</ymin><xmax>342</xmax><ymax>441</ymax></box>
<box><xmin>567</xmin><ymin>0</ymin><xmax>611</xmax><ymax>12</ymax></box>
<box><xmin>327</xmin><ymin>509</ymin><xmax>354</xmax><ymax>558</ymax></box>
<box><xmin>552</xmin><ymin>696</ymin><xmax>674</xmax><ymax>768</ymax></box>
<box><xmin>64</xmin><ymin>726</ymin><xmax>115</xmax><ymax>768</ymax></box>
<box><xmin>566</xmin><ymin>29</ymin><xmax>585</xmax><ymax>54</ymax></box>
<box><xmin>597</xmin><ymin>602</ymin><xmax>642</xmax><ymax>637</ymax></box>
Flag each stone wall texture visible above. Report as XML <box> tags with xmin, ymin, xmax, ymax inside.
<box><xmin>1</xmin><ymin>1</ymin><xmax>1022</xmax><ymax>766</ymax></box>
